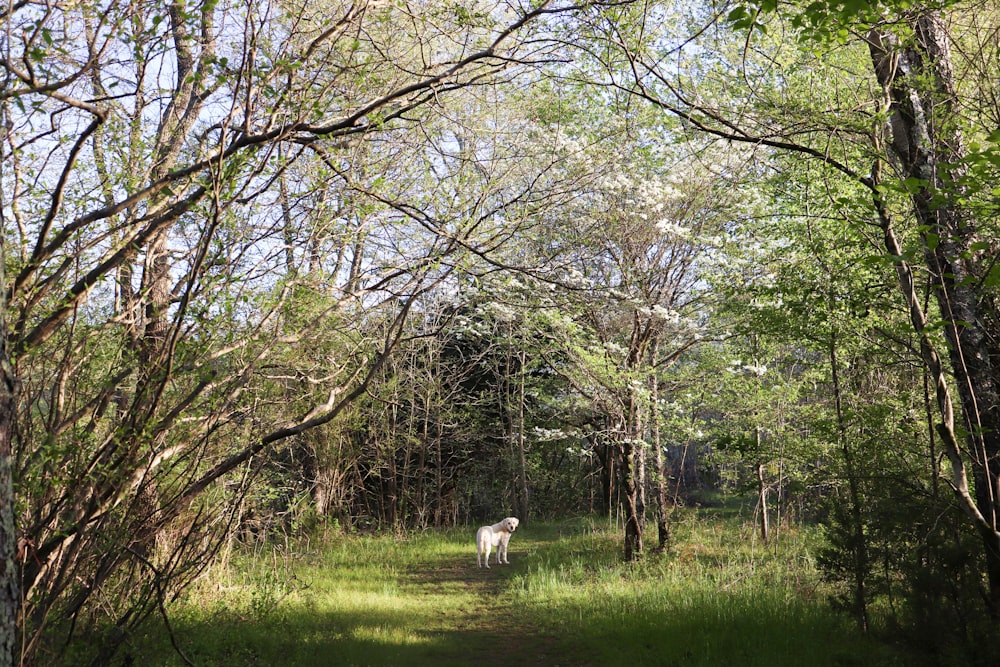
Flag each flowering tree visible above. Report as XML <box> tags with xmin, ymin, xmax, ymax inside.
<box><xmin>521</xmin><ymin>91</ymin><xmax>750</xmax><ymax>556</ymax></box>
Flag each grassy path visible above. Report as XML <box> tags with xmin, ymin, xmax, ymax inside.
<box><xmin>400</xmin><ymin>540</ymin><xmax>581</xmax><ymax>667</ymax></box>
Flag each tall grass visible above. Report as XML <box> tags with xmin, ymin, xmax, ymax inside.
<box><xmin>117</xmin><ymin>513</ymin><xmax>909</xmax><ymax>666</ymax></box>
<box><xmin>509</xmin><ymin>514</ymin><xmax>902</xmax><ymax>666</ymax></box>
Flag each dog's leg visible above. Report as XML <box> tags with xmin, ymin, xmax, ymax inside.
<box><xmin>480</xmin><ymin>531</ymin><xmax>492</xmax><ymax>569</ymax></box>
<box><xmin>477</xmin><ymin>527</ymin><xmax>489</xmax><ymax>568</ymax></box>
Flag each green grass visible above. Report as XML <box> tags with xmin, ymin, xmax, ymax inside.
<box><xmin>510</xmin><ymin>515</ymin><xmax>899</xmax><ymax>666</ymax></box>
<box><xmin>122</xmin><ymin>512</ymin><xmax>908</xmax><ymax>666</ymax></box>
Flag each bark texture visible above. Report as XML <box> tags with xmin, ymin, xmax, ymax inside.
<box><xmin>869</xmin><ymin>11</ymin><xmax>1000</xmax><ymax>613</ymax></box>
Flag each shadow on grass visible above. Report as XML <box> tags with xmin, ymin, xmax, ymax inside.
<box><xmin>160</xmin><ymin>604</ymin><xmax>557</xmax><ymax>667</ymax></box>
<box><xmin>515</xmin><ymin>590</ymin><xmax>905</xmax><ymax>667</ymax></box>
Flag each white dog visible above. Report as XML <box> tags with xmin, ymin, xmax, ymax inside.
<box><xmin>476</xmin><ymin>517</ymin><xmax>519</xmax><ymax>568</ymax></box>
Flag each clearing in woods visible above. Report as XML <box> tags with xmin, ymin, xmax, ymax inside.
<box><xmin>125</xmin><ymin>515</ymin><xmax>902</xmax><ymax>666</ymax></box>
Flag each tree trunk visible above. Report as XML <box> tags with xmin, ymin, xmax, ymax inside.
<box><xmin>653</xmin><ymin>443</ymin><xmax>670</xmax><ymax>550</ymax></box>
<box><xmin>650</xmin><ymin>340</ymin><xmax>671</xmax><ymax>550</ymax></box>
<box><xmin>636</xmin><ymin>437</ymin><xmax>646</xmax><ymax>533</ymax></box>
<box><xmin>0</xmin><ymin>187</ymin><xmax>17</xmax><ymax>663</ymax></box>
<box><xmin>755</xmin><ymin>459</ymin><xmax>769</xmax><ymax>546</ymax></box>
<box><xmin>594</xmin><ymin>432</ymin><xmax>615</xmax><ymax>516</ymax></box>
<box><xmin>434</xmin><ymin>417</ymin><xmax>444</xmax><ymax>527</ymax></box>
<box><xmin>0</xmin><ymin>365</ymin><xmax>17</xmax><ymax>667</ymax></box>
<box><xmin>516</xmin><ymin>347</ymin><xmax>530</xmax><ymax>522</ymax></box>
<box><xmin>870</xmin><ymin>11</ymin><xmax>1000</xmax><ymax>615</ymax></box>
<box><xmin>619</xmin><ymin>430</ymin><xmax>643</xmax><ymax>560</ymax></box>
<box><xmin>385</xmin><ymin>438</ymin><xmax>399</xmax><ymax>529</ymax></box>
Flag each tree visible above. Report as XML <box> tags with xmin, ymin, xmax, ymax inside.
<box><xmin>508</xmin><ymin>94</ymin><xmax>744</xmax><ymax>557</ymax></box>
<box><xmin>0</xmin><ymin>0</ymin><xmax>620</xmax><ymax>662</ymax></box>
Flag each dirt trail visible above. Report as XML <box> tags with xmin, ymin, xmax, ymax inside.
<box><xmin>404</xmin><ymin>553</ymin><xmax>579</xmax><ymax>667</ymax></box>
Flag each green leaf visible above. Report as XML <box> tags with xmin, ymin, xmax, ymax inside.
<box><xmin>726</xmin><ymin>4</ymin><xmax>757</xmax><ymax>30</ymax></box>
<box><xmin>985</xmin><ymin>264</ymin><xmax>1000</xmax><ymax>289</ymax></box>
<box><xmin>727</xmin><ymin>6</ymin><xmax>749</xmax><ymax>23</ymax></box>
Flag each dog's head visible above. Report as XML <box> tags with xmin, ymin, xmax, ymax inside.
<box><xmin>504</xmin><ymin>517</ymin><xmax>519</xmax><ymax>532</ymax></box>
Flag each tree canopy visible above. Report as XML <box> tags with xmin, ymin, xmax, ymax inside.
<box><xmin>3</xmin><ymin>0</ymin><xmax>1000</xmax><ymax>664</ymax></box>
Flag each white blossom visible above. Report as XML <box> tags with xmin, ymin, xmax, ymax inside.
<box><xmin>656</xmin><ymin>219</ymin><xmax>690</xmax><ymax>237</ymax></box>
<box><xmin>603</xmin><ymin>341</ymin><xmax>627</xmax><ymax>357</ymax></box>
<box><xmin>535</xmin><ymin>427</ymin><xmax>568</xmax><ymax>441</ymax></box>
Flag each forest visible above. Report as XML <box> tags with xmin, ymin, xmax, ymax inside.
<box><xmin>2</xmin><ymin>0</ymin><xmax>1000</xmax><ymax>664</ymax></box>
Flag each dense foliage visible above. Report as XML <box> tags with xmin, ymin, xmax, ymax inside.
<box><xmin>2</xmin><ymin>0</ymin><xmax>1000</xmax><ymax>664</ymax></box>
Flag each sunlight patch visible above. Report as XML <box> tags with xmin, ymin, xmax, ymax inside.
<box><xmin>349</xmin><ymin>624</ymin><xmax>433</xmax><ymax>646</ymax></box>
